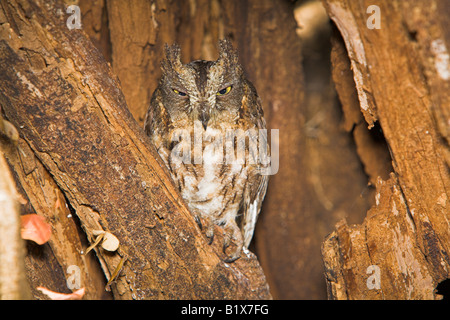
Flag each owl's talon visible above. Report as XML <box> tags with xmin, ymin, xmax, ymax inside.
<box><xmin>224</xmin><ymin>244</ymin><xmax>242</xmax><ymax>263</ymax></box>
<box><xmin>222</xmin><ymin>224</ymin><xmax>243</xmax><ymax>263</ymax></box>
<box><xmin>205</xmin><ymin>221</ymin><xmax>215</xmax><ymax>244</ymax></box>
<box><xmin>207</xmin><ymin>233</ymin><xmax>214</xmax><ymax>245</ymax></box>
<box><xmin>222</xmin><ymin>234</ymin><xmax>231</xmax><ymax>253</ymax></box>
<box><xmin>224</xmin><ymin>254</ymin><xmax>241</xmax><ymax>263</ymax></box>
<box><xmin>194</xmin><ymin>215</ymin><xmax>203</xmax><ymax>230</ymax></box>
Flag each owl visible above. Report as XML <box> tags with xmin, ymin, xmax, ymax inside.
<box><xmin>144</xmin><ymin>39</ymin><xmax>269</xmax><ymax>262</ymax></box>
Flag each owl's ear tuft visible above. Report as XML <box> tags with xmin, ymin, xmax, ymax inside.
<box><xmin>162</xmin><ymin>43</ymin><xmax>184</xmax><ymax>74</ymax></box>
<box><xmin>218</xmin><ymin>39</ymin><xmax>239</xmax><ymax>66</ymax></box>
<box><xmin>217</xmin><ymin>39</ymin><xmax>242</xmax><ymax>76</ymax></box>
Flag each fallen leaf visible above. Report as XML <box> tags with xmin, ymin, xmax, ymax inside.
<box><xmin>84</xmin><ymin>231</ymin><xmax>104</xmax><ymax>255</ymax></box>
<box><xmin>21</xmin><ymin>214</ymin><xmax>52</xmax><ymax>245</ymax></box>
<box><xmin>37</xmin><ymin>287</ymin><xmax>85</xmax><ymax>300</ymax></box>
<box><xmin>92</xmin><ymin>230</ymin><xmax>105</xmax><ymax>236</ymax></box>
<box><xmin>105</xmin><ymin>255</ymin><xmax>127</xmax><ymax>290</ymax></box>
<box><xmin>101</xmin><ymin>232</ymin><xmax>120</xmax><ymax>252</ymax></box>
<box><xmin>84</xmin><ymin>230</ymin><xmax>120</xmax><ymax>255</ymax></box>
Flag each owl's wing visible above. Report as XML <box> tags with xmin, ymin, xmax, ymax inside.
<box><xmin>144</xmin><ymin>88</ymin><xmax>169</xmax><ymax>136</ymax></box>
<box><xmin>144</xmin><ymin>87</ymin><xmax>172</xmax><ymax>152</ymax></box>
<box><xmin>241</xmin><ymin>93</ymin><xmax>270</xmax><ymax>249</ymax></box>
<box><xmin>242</xmin><ymin>173</ymin><xmax>269</xmax><ymax>248</ymax></box>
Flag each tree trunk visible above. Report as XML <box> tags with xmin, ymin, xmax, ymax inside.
<box><xmin>82</xmin><ymin>0</ymin><xmax>376</xmax><ymax>300</ymax></box>
<box><xmin>2</xmin><ymin>0</ymin><xmax>447</xmax><ymax>301</ymax></box>
<box><xmin>321</xmin><ymin>0</ymin><xmax>450</xmax><ymax>300</ymax></box>
<box><xmin>0</xmin><ymin>0</ymin><xmax>270</xmax><ymax>299</ymax></box>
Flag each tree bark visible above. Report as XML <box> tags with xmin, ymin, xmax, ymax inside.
<box><xmin>1</xmin><ymin>138</ymin><xmax>110</xmax><ymax>299</ymax></box>
<box><xmin>3</xmin><ymin>0</ymin><xmax>446</xmax><ymax>301</ymax></box>
<box><xmin>91</xmin><ymin>0</ymin><xmax>376</xmax><ymax>300</ymax></box>
<box><xmin>0</xmin><ymin>0</ymin><xmax>270</xmax><ymax>299</ymax></box>
<box><xmin>2</xmin><ymin>0</ymin><xmax>384</xmax><ymax>300</ymax></box>
<box><xmin>322</xmin><ymin>0</ymin><xmax>450</xmax><ymax>299</ymax></box>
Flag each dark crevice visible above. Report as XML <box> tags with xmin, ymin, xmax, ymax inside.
<box><xmin>436</xmin><ymin>279</ymin><xmax>450</xmax><ymax>300</ymax></box>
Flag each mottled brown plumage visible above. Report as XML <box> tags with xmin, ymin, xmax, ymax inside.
<box><xmin>144</xmin><ymin>40</ymin><xmax>268</xmax><ymax>262</ymax></box>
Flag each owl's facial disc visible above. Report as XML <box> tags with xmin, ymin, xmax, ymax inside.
<box><xmin>161</xmin><ymin>41</ymin><xmax>243</xmax><ymax>129</ymax></box>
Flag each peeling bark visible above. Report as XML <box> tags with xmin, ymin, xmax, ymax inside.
<box><xmin>81</xmin><ymin>0</ymin><xmax>379</xmax><ymax>299</ymax></box>
<box><xmin>322</xmin><ymin>0</ymin><xmax>450</xmax><ymax>300</ymax></box>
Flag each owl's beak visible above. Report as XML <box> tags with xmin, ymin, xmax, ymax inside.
<box><xmin>199</xmin><ymin>109</ymin><xmax>210</xmax><ymax>130</ymax></box>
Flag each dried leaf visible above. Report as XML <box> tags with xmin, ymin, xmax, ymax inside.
<box><xmin>84</xmin><ymin>231</ymin><xmax>104</xmax><ymax>255</ymax></box>
<box><xmin>101</xmin><ymin>232</ymin><xmax>120</xmax><ymax>252</ymax></box>
<box><xmin>37</xmin><ymin>287</ymin><xmax>85</xmax><ymax>300</ymax></box>
<box><xmin>85</xmin><ymin>230</ymin><xmax>120</xmax><ymax>254</ymax></box>
<box><xmin>92</xmin><ymin>229</ymin><xmax>105</xmax><ymax>236</ymax></box>
<box><xmin>21</xmin><ymin>214</ymin><xmax>52</xmax><ymax>245</ymax></box>
<box><xmin>105</xmin><ymin>255</ymin><xmax>127</xmax><ymax>290</ymax></box>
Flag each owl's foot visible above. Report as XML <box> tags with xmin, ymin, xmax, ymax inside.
<box><xmin>194</xmin><ymin>215</ymin><xmax>203</xmax><ymax>230</ymax></box>
<box><xmin>196</xmin><ymin>216</ymin><xmax>243</xmax><ymax>262</ymax></box>
<box><xmin>197</xmin><ymin>215</ymin><xmax>215</xmax><ymax>245</ymax></box>
<box><xmin>205</xmin><ymin>221</ymin><xmax>215</xmax><ymax>245</ymax></box>
<box><xmin>222</xmin><ymin>224</ymin><xmax>243</xmax><ymax>263</ymax></box>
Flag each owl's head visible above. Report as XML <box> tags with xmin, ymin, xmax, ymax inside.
<box><xmin>159</xmin><ymin>39</ymin><xmax>246</xmax><ymax>130</ymax></box>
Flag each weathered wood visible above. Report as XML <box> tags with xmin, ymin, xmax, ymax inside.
<box><xmin>322</xmin><ymin>0</ymin><xmax>450</xmax><ymax>299</ymax></box>
<box><xmin>96</xmin><ymin>0</ymin><xmax>379</xmax><ymax>299</ymax></box>
<box><xmin>0</xmin><ymin>0</ymin><xmax>270</xmax><ymax>299</ymax></box>
<box><xmin>1</xmin><ymin>138</ymin><xmax>109</xmax><ymax>299</ymax></box>
<box><xmin>5</xmin><ymin>0</ymin><xmax>445</xmax><ymax>301</ymax></box>
<box><xmin>105</xmin><ymin>0</ymin><xmax>179</xmax><ymax>124</ymax></box>
<box><xmin>330</xmin><ymin>26</ymin><xmax>392</xmax><ymax>185</ymax></box>
<box><xmin>228</xmin><ymin>0</ymin><xmax>372</xmax><ymax>299</ymax></box>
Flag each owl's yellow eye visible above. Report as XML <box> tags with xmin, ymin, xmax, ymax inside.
<box><xmin>173</xmin><ymin>89</ymin><xmax>187</xmax><ymax>96</ymax></box>
<box><xmin>217</xmin><ymin>86</ymin><xmax>232</xmax><ymax>96</ymax></box>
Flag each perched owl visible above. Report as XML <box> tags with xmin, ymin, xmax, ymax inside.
<box><xmin>144</xmin><ymin>39</ymin><xmax>269</xmax><ymax>262</ymax></box>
